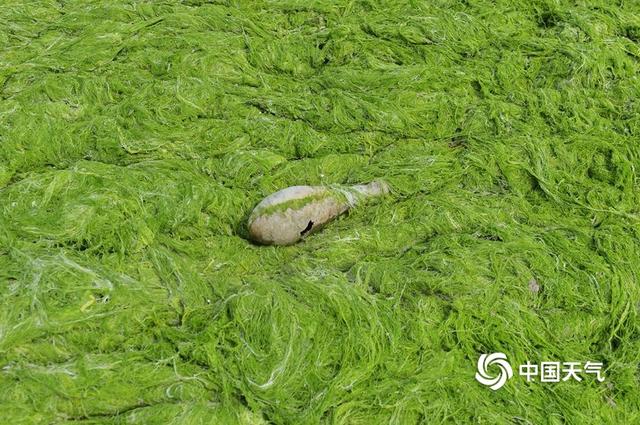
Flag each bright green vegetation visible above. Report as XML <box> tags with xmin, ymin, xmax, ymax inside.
<box><xmin>1</xmin><ymin>0</ymin><xmax>639</xmax><ymax>423</ymax></box>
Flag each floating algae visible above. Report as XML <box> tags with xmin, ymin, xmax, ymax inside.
<box><xmin>248</xmin><ymin>181</ymin><xmax>389</xmax><ymax>245</ymax></box>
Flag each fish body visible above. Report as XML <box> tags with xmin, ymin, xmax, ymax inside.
<box><xmin>248</xmin><ymin>181</ymin><xmax>389</xmax><ymax>245</ymax></box>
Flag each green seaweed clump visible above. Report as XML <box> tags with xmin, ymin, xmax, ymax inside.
<box><xmin>1</xmin><ymin>0</ymin><xmax>640</xmax><ymax>424</ymax></box>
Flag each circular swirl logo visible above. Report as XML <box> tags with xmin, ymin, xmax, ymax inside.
<box><xmin>475</xmin><ymin>352</ymin><xmax>513</xmax><ymax>390</ymax></box>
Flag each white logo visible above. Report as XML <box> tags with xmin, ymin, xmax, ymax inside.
<box><xmin>475</xmin><ymin>354</ymin><xmax>604</xmax><ymax>390</ymax></box>
<box><xmin>475</xmin><ymin>352</ymin><xmax>513</xmax><ymax>390</ymax></box>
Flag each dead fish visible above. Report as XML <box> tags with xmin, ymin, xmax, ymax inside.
<box><xmin>248</xmin><ymin>181</ymin><xmax>390</xmax><ymax>245</ymax></box>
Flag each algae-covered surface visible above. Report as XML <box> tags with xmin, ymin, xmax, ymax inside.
<box><xmin>1</xmin><ymin>1</ymin><xmax>639</xmax><ymax>423</ymax></box>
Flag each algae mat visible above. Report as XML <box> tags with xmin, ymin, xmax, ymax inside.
<box><xmin>1</xmin><ymin>1</ymin><xmax>640</xmax><ymax>423</ymax></box>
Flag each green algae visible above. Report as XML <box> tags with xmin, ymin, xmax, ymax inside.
<box><xmin>1</xmin><ymin>0</ymin><xmax>640</xmax><ymax>424</ymax></box>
